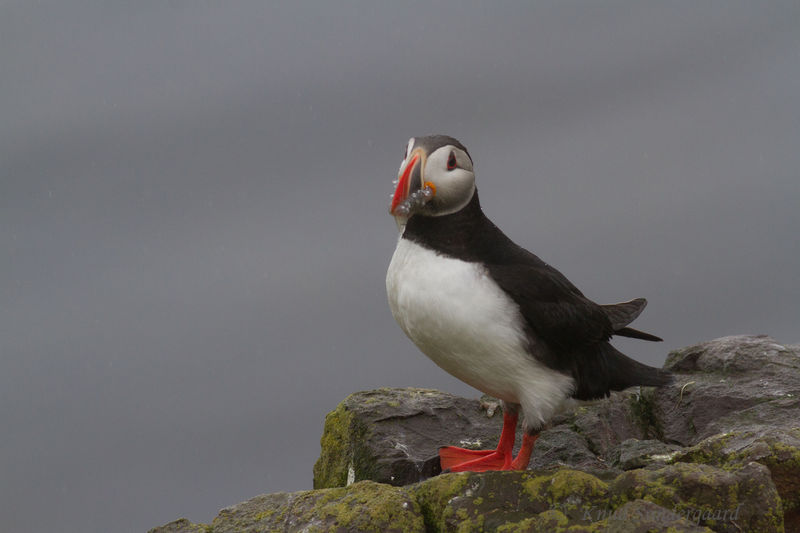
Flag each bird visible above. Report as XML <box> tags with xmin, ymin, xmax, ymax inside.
<box><xmin>385</xmin><ymin>135</ymin><xmax>672</xmax><ymax>472</ymax></box>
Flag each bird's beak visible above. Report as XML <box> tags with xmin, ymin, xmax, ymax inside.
<box><xmin>390</xmin><ymin>149</ymin><xmax>424</xmax><ymax>216</ymax></box>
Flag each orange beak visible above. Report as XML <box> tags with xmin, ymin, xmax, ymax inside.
<box><xmin>390</xmin><ymin>151</ymin><xmax>423</xmax><ymax>215</ymax></box>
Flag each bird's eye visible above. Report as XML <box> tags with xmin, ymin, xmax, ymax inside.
<box><xmin>447</xmin><ymin>151</ymin><xmax>457</xmax><ymax>171</ymax></box>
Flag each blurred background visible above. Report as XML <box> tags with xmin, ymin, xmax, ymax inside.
<box><xmin>2</xmin><ymin>2</ymin><xmax>799</xmax><ymax>532</ymax></box>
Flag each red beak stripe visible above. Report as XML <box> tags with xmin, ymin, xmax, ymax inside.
<box><xmin>390</xmin><ymin>153</ymin><xmax>420</xmax><ymax>215</ymax></box>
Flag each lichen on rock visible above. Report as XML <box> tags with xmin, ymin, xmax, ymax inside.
<box><xmin>211</xmin><ymin>481</ymin><xmax>425</xmax><ymax>533</ymax></box>
<box><xmin>152</xmin><ymin>335</ymin><xmax>800</xmax><ymax>532</ymax></box>
<box><xmin>313</xmin><ymin>387</ymin><xmax>503</xmax><ymax>489</ymax></box>
<box><xmin>609</xmin><ymin>461</ymin><xmax>783</xmax><ymax>532</ymax></box>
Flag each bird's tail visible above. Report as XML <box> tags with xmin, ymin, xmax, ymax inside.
<box><xmin>605</xmin><ymin>343</ymin><xmax>673</xmax><ymax>391</ymax></box>
<box><xmin>571</xmin><ymin>342</ymin><xmax>673</xmax><ymax>400</ymax></box>
<box><xmin>602</xmin><ymin>298</ymin><xmax>663</xmax><ymax>342</ymax></box>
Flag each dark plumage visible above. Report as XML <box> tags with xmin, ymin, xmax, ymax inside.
<box><xmin>404</xmin><ymin>190</ymin><xmax>671</xmax><ymax>400</ymax></box>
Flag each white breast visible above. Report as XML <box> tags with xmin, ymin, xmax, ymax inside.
<box><xmin>386</xmin><ymin>237</ymin><xmax>575</xmax><ymax>428</ymax></box>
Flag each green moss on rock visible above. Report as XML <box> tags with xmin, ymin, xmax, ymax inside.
<box><xmin>496</xmin><ymin>509</ymin><xmax>569</xmax><ymax>532</ymax></box>
<box><xmin>312</xmin><ymin>395</ymin><xmax>373</xmax><ymax>489</ymax></box>
<box><xmin>409</xmin><ymin>472</ymin><xmax>470</xmax><ymax>532</ymax></box>
<box><xmin>407</xmin><ymin>469</ymin><xmax>613</xmax><ymax>532</ymax></box>
<box><xmin>604</xmin><ymin>499</ymin><xmax>714</xmax><ymax>533</ymax></box>
<box><xmin>147</xmin><ymin>518</ymin><xmax>209</xmax><ymax>533</ymax></box>
<box><xmin>309</xmin><ymin>481</ymin><xmax>424</xmax><ymax>532</ymax></box>
<box><xmin>522</xmin><ymin>469</ymin><xmax>610</xmax><ymax>521</ymax></box>
<box><xmin>672</xmin><ymin>432</ymin><xmax>739</xmax><ymax>466</ymax></box>
<box><xmin>609</xmin><ymin>462</ymin><xmax>783</xmax><ymax>533</ymax></box>
<box><xmin>210</xmin><ymin>480</ymin><xmax>424</xmax><ymax>533</ymax></box>
<box><xmin>762</xmin><ymin>437</ymin><xmax>800</xmax><ymax>529</ymax></box>
<box><xmin>153</xmin><ymin>460</ymin><xmax>788</xmax><ymax>532</ymax></box>
<box><xmin>674</xmin><ymin>428</ymin><xmax>800</xmax><ymax>531</ymax></box>
<box><xmin>628</xmin><ymin>387</ymin><xmax>665</xmax><ymax>439</ymax></box>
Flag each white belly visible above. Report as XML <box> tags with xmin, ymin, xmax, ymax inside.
<box><xmin>386</xmin><ymin>237</ymin><xmax>574</xmax><ymax>428</ymax></box>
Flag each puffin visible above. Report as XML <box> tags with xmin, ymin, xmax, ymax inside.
<box><xmin>385</xmin><ymin>135</ymin><xmax>672</xmax><ymax>472</ymax></box>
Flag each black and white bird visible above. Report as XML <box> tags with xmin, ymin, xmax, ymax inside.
<box><xmin>386</xmin><ymin>135</ymin><xmax>672</xmax><ymax>472</ymax></box>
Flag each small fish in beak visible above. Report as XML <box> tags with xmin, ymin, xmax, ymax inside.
<box><xmin>392</xmin><ymin>184</ymin><xmax>435</xmax><ymax>217</ymax></box>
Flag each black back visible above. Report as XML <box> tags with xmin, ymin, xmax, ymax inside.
<box><xmin>403</xmin><ymin>190</ymin><xmax>671</xmax><ymax>400</ymax></box>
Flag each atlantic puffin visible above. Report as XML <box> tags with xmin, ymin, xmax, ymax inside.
<box><xmin>385</xmin><ymin>135</ymin><xmax>671</xmax><ymax>472</ymax></box>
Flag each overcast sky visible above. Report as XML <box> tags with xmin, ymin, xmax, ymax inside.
<box><xmin>2</xmin><ymin>2</ymin><xmax>799</xmax><ymax>532</ymax></box>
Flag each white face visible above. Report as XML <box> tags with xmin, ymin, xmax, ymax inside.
<box><xmin>393</xmin><ymin>137</ymin><xmax>476</xmax><ymax>219</ymax></box>
<box><xmin>421</xmin><ymin>144</ymin><xmax>475</xmax><ymax>216</ymax></box>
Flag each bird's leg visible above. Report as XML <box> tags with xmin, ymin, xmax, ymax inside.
<box><xmin>438</xmin><ymin>409</ymin><xmax>518</xmax><ymax>472</ymax></box>
<box><xmin>510</xmin><ymin>430</ymin><xmax>539</xmax><ymax>470</ymax></box>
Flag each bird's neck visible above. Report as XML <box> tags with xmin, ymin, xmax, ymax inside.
<box><xmin>403</xmin><ymin>190</ymin><xmax>498</xmax><ymax>261</ymax></box>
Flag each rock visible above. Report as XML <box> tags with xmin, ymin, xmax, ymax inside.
<box><xmin>603</xmin><ymin>500</ymin><xmax>713</xmax><ymax>533</ymax></box>
<box><xmin>655</xmin><ymin>335</ymin><xmax>800</xmax><ymax>446</ymax></box>
<box><xmin>313</xmin><ymin>388</ymin><xmax>629</xmax><ymax>491</ymax></box>
<box><xmin>527</xmin><ymin>426</ymin><xmax>611</xmax><ymax>474</ymax></box>
<box><xmin>609</xmin><ymin>461</ymin><xmax>783</xmax><ymax>533</ymax></box>
<box><xmin>495</xmin><ymin>510</ymin><xmax>573</xmax><ymax>532</ymax></box>
<box><xmin>676</xmin><ymin>427</ymin><xmax>800</xmax><ymax>532</ymax></box>
<box><xmin>147</xmin><ymin>518</ymin><xmax>208</xmax><ymax>533</ymax></box>
<box><xmin>210</xmin><ymin>481</ymin><xmax>425</xmax><ymax>533</ymax></box>
<box><xmin>411</xmin><ymin>469</ymin><xmax>611</xmax><ymax>531</ymax></box>
<box><xmin>655</xmin><ymin>335</ymin><xmax>800</xmax><ymax>531</ymax></box>
<box><xmin>307</xmin><ymin>335</ymin><xmax>800</xmax><ymax>530</ymax></box>
<box><xmin>312</xmin><ymin>387</ymin><xmax>508</xmax><ymax>488</ymax></box>
<box><xmin>565</xmin><ymin>391</ymin><xmax>652</xmax><ymax>457</ymax></box>
<box><xmin>495</xmin><ymin>500</ymin><xmax>716</xmax><ymax>533</ymax></box>
<box><xmin>608</xmin><ymin>438</ymin><xmax>683</xmax><ymax>470</ymax></box>
<box><xmin>154</xmin><ymin>466</ymin><xmax>780</xmax><ymax>532</ymax></box>
<box><xmin>152</xmin><ymin>336</ymin><xmax>800</xmax><ymax>532</ymax></box>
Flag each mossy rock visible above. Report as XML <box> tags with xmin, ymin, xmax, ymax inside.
<box><xmin>210</xmin><ymin>480</ymin><xmax>425</xmax><ymax>533</ymax></box>
<box><xmin>313</xmin><ymin>388</ymin><xmax>507</xmax><ymax>489</ymax></box>
<box><xmin>609</xmin><ymin>461</ymin><xmax>783</xmax><ymax>533</ymax></box>
<box><xmin>409</xmin><ymin>469</ymin><xmax>723</xmax><ymax>532</ymax></box>
<box><xmin>147</xmin><ymin>518</ymin><xmax>209</xmax><ymax>533</ymax></box>
<box><xmin>154</xmin><ymin>336</ymin><xmax>800</xmax><ymax>532</ymax></box>
<box><xmin>313</xmin><ymin>388</ymin><xmax>630</xmax><ymax>493</ymax></box>
<box><xmin>152</xmin><ymin>461</ymin><xmax>786</xmax><ymax>532</ymax></box>
<box><xmin>495</xmin><ymin>509</ymin><xmax>571</xmax><ymax>532</ymax></box>
<box><xmin>527</xmin><ymin>426</ymin><xmax>612</xmax><ymax>474</ymax></box>
<box><xmin>655</xmin><ymin>335</ymin><xmax>800</xmax><ymax>447</ymax></box>
<box><xmin>604</xmin><ymin>500</ymin><xmax>714</xmax><ymax>532</ymax></box>
<box><xmin>496</xmin><ymin>499</ymin><xmax>714</xmax><ymax>533</ymax></box>
<box><xmin>409</xmin><ymin>469</ymin><xmax>611</xmax><ymax>532</ymax></box>
<box><xmin>522</xmin><ymin>469</ymin><xmax>611</xmax><ymax>521</ymax></box>
<box><xmin>564</xmin><ymin>391</ymin><xmax>647</xmax><ymax>458</ymax></box>
<box><xmin>675</xmin><ymin>427</ymin><xmax>800</xmax><ymax>532</ymax></box>
<box><xmin>312</xmin><ymin>395</ymin><xmax>371</xmax><ymax>489</ymax></box>
<box><xmin>608</xmin><ymin>438</ymin><xmax>682</xmax><ymax>470</ymax></box>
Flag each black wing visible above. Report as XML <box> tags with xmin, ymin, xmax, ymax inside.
<box><xmin>486</xmin><ymin>254</ymin><xmax>672</xmax><ymax>399</ymax></box>
<box><xmin>486</xmin><ymin>257</ymin><xmax>614</xmax><ymax>361</ymax></box>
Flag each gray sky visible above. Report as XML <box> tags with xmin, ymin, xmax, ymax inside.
<box><xmin>2</xmin><ymin>2</ymin><xmax>799</xmax><ymax>532</ymax></box>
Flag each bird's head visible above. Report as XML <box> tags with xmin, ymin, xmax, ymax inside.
<box><xmin>389</xmin><ymin>135</ymin><xmax>475</xmax><ymax>222</ymax></box>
